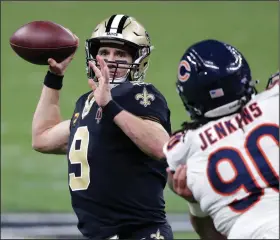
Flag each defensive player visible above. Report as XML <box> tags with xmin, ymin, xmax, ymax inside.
<box><xmin>32</xmin><ymin>15</ymin><xmax>173</xmax><ymax>239</ymax></box>
<box><xmin>164</xmin><ymin>39</ymin><xmax>279</xmax><ymax>239</ymax></box>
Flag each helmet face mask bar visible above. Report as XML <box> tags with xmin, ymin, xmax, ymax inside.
<box><xmin>86</xmin><ymin>58</ymin><xmax>140</xmax><ymax>84</ymax></box>
<box><xmin>85</xmin><ymin>38</ymin><xmax>152</xmax><ymax>84</ymax></box>
<box><xmin>85</xmin><ymin>15</ymin><xmax>153</xmax><ymax>85</ymax></box>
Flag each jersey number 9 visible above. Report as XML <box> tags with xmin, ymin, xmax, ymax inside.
<box><xmin>68</xmin><ymin>126</ymin><xmax>90</xmax><ymax>191</ymax></box>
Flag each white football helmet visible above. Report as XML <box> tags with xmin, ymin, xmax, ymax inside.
<box><xmin>85</xmin><ymin>14</ymin><xmax>154</xmax><ymax>84</ymax></box>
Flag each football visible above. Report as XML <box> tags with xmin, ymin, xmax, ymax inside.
<box><xmin>10</xmin><ymin>21</ymin><xmax>78</xmax><ymax>65</ymax></box>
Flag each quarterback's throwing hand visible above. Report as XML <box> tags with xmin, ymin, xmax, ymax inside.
<box><xmin>88</xmin><ymin>55</ymin><xmax>112</xmax><ymax>107</ymax></box>
<box><xmin>48</xmin><ymin>34</ymin><xmax>79</xmax><ymax>76</ymax></box>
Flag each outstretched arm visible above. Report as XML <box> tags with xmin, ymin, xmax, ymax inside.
<box><xmin>32</xmin><ymin>39</ymin><xmax>79</xmax><ymax>154</ymax></box>
<box><xmin>32</xmin><ymin>83</ymin><xmax>70</xmax><ymax>154</ymax></box>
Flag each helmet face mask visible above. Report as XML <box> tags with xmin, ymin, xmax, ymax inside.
<box><xmin>85</xmin><ymin>15</ymin><xmax>153</xmax><ymax>85</ymax></box>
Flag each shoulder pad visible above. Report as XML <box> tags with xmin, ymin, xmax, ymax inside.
<box><xmin>131</xmin><ymin>81</ymin><xmax>153</xmax><ymax>86</ymax></box>
<box><xmin>127</xmin><ymin>83</ymin><xmax>168</xmax><ymax>110</ymax></box>
<box><xmin>266</xmin><ymin>71</ymin><xmax>279</xmax><ymax>90</ymax></box>
<box><xmin>131</xmin><ymin>82</ymin><xmax>160</xmax><ymax>93</ymax></box>
<box><xmin>113</xmin><ymin>81</ymin><xmax>171</xmax><ymax>133</ymax></box>
<box><xmin>163</xmin><ymin>131</ymin><xmax>188</xmax><ymax>171</ymax></box>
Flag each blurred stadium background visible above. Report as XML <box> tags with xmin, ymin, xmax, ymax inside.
<box><xmin>1</xmin><ymin>1</ymin><xmax>278</xmax><ymax>239</ymax></box>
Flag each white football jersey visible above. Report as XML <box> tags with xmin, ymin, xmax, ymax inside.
<box><xmin>164</xmin><ymin>85</ymin><xmax>279</xmax><ymax>238</ymax></box>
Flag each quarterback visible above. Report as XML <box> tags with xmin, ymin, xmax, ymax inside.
<box><xmin>31</xmin><ymin>15</ymin><xmax>173</xmax><ymax>239</ymax></box>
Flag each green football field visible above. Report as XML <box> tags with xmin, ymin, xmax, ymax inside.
<box><xmin>174</xmin><ymin>231</ymin><xmax>199</xmax><ymax>239</ymax></box>
<box><xmin>1</xmin><ymin>1</ymin><xmax>278</xmax><ymax>214</ymax></box>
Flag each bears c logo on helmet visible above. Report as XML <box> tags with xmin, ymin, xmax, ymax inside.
<box><xmin>178</xmin><ymin>60</ymin><xmax>191</xmax><ymax>82</ymax></box>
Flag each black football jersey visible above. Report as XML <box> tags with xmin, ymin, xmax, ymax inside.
<box><xmin>67</xmin><ymin>81</ymin><xmax>171</xmax><ymax>238</ymax></box>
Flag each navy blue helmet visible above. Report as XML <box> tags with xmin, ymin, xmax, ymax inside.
<box><xmin>176</xmin><ymin>39</ymin><xmax>257</xmax><ymax>121</ymax></box>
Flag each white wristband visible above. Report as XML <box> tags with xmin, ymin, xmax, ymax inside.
<box><xmin>187</xmin><ymin>202</ymin><xmax>208</xmax><ymax>218</ymax></box>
